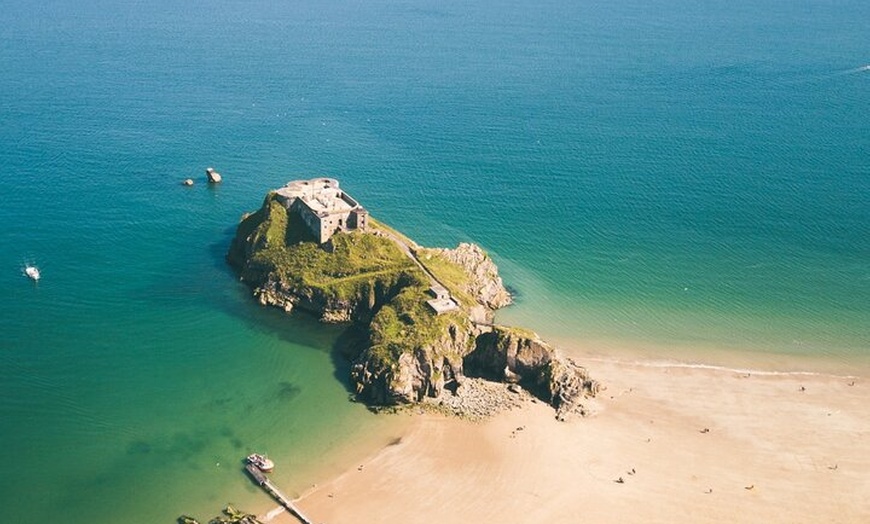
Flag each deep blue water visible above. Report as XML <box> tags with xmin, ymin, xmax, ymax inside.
<box><xmin>1</xmin><ymin>1</ymin><xmax>868</xmax><ymax>522</ymax></box>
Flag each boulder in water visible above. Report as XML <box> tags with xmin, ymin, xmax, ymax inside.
<box><xmin>206</xmin><ymin>167</ymin><xmax>222</xmax><ymax>184</ymax></box>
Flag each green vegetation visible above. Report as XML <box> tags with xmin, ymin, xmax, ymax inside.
<box><xmin>368</xmin><ymin>284</ymin><xmax>466</xmax><ymax>365</ymax></box>
<box><xmin>367</xmin><ymin>220</ymin><xmax>477</xmax><ymax>308</ymax></box>
<box><xmin>236</xmin><ymin>193</ymin><xmax>424</xmax><ymax>302</ymax></box>
<box><xmin>415</xmin><ymin>249</ymin><xmax>475</xmax><ymax>307</ymax></box>
<box><xmin>254</xmin><ymin>232</ymin><xmax>419</xmax><ymax>301</ymax></box>
<box><xmin>368</xmin><ymin>217</ymin><xmax>417</xmax><ymax>247</ymax></box>
<box><xmin>494</xmin><ymin>324</ymin><xmax>538</xmax><ymax>340</ymax></box>
<box><xmin>178</xmin><ymin>504</ymin><xmax>262</xmax><ymax>524</ymax></box>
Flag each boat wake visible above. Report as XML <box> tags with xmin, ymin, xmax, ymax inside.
<box><xmin>834</xmin><ymin>64</ymin><xmax>870</xmax><ymax>76</ymax></box>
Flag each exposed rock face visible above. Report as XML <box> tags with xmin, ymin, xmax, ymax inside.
<box><xmin>429</xmin><ymin>243</ymin><xmax>512</xmax><ymax>309</ymax></box>
<box><xmin>545</xmin><ymin>355</ymin><xmax>600</xmax><ymax>419</ymax></box>
<box><xmin>250</xmin><ymin>272</ymin><xmax>410</xmax><ymax>324</ymax></box>
<box><xmin>351</xmin><ymin>320</ymin><xmax>469</xmax><ymax>404</ymax></box>
<box><xmin>352</xmin><ymin>347</ymin><xmax>465</xmax><ymax>405</ymax></box>
<box><xmin>206</xmin><ymin>167</ymin><xmax>222</xmax><ymax>183</ymax></box>
<box><xmin>467</xmin><ymin>328</ymin><xmax>550</xmax><ymax>379</ymax></box>
<box><xmin>466</xmin><ymin>327</ymin><xmax>600</xmax><ymax>419</ymax></box>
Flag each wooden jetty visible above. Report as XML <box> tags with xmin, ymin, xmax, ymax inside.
<box><xmin>244</xmin><ymin>464</ymin><xmax>314</xmax><ymax>524</ymax></box>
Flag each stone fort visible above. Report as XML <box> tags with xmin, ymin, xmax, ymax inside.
<box><xmin>274</xmin><ymin>178</ymin><xmax>369</xmax><ymax>244</ymax></box>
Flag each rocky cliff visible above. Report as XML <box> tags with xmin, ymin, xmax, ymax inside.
<box><xmin>228</xmin><ymin>190</ymin><xmax>598</xmax><ymax>418</ymax></box>
<box><xmin>466</xmin><ymin>327</ymin><xmax>600</xmax><ymax>419</ymax></box>
<box><xmin>420</xmin><ymin>243</ymin><xmax>512</xmax><ymax>310</ymax></box>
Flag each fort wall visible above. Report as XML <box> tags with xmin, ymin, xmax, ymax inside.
<box><xmin>274</xmin><ymin>178</ymin><xmax>368</xmax><ymax>243</ymax></box>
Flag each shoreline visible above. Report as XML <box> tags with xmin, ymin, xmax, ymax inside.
<box><xmin>551</xmin><ymin>332</ymin><xmax>870</xmax><ymax>378</ymax></box>
<box><xmin>262</xmin><ymin>348</ymin><xmax>869</xmax><ymax>523</ymax></box>
<box><xmin>581</xmin><ymin>354</ymin><xmax>867</xmax><ymax>380</ymax></box>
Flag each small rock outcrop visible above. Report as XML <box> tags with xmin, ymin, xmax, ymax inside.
<box><xmin>206</xmin><ymin>167</ymin><xmax>222</xmax><ymax>183</ymax></box>
<box><xmin>424</xmin><ymin>243</ymin><xmax>512</xmax><ymax>310</ymax></box>
<box><xmin>466</xmin><ymin>327</ymin><xmax>600</xmax><ymax>419</ymax></box>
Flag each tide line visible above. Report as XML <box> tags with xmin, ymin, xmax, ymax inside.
<box><xmin>582</xmin><ymin>355</ymin><xmax>861</xmax><ymax>380</ymax></box>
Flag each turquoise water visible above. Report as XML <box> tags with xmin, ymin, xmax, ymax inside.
<box><xmin>1</xmin><ymin>0</ymin><xmax>868</xmax><ymax>522</ymax></box>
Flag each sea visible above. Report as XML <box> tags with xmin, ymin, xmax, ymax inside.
<box><xmin>1</xmin><ymin>0</ymin><xmax>867</xmax><ymax>522</ymax></box>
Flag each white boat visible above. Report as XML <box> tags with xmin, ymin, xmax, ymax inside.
<box><xmin>245</xmin><ymin>453</ymin><xmax>274</xmax><ymax>473</ymax></box>
<box><xmin>25</xmin><ymin>266</ymin><xmax>40</xmax><ymax>281</ymax></box>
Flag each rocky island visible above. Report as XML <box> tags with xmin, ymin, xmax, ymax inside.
<box><xmin>228</xmin><ymin>178</ymin><xmax>599</xmax><ymax>419</ymax></box>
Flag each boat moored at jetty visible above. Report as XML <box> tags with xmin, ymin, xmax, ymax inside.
<box><xmin>245</xmin><ymin>453</ymin><xmax>274</xmax><ymax>473</ymax></box>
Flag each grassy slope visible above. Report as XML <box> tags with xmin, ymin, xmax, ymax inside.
<box><xmin>368</xmin><ymin>288</ymin><xmax>466</xmax><ymax>364</ymax></box>
<box><xmin>233</xmin><ymin>193</ymin><xmax>476</xmax><ymax>371</ymax></box>
<box><xmin>368</xmin><ymin>218</ymin><xmax>477</xmax><ymax>308</ymax></box>
<box><xmin>242</xmin><ymin>194</ymin><xmax>423</xmax><ymax>301</ymax></box>
<box><xmin>414</xmin><ymin>249</ymin><xmax>476</xmax><ymax>308</ymax></box>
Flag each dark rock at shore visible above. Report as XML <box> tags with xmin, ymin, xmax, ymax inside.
<box><xmin>466</xmin><ymin>326</ymin><xmax>600</xmax><ymax>418</ymax></box>
<box><xmin>351</xmin><ymin>320</ymin><xmax>468</xmax><ymax>405</ymax></box>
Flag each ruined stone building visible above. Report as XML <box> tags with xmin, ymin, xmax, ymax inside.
<box><xmin>274</xmin><ymin>178</ymin><xmax>369</xmax><ymax>243</ymax></box>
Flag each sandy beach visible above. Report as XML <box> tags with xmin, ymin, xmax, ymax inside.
<box><xmin>264</xmin><ymin>352</ymin><xmax>869</xmax><ymax>524</ymax></box>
